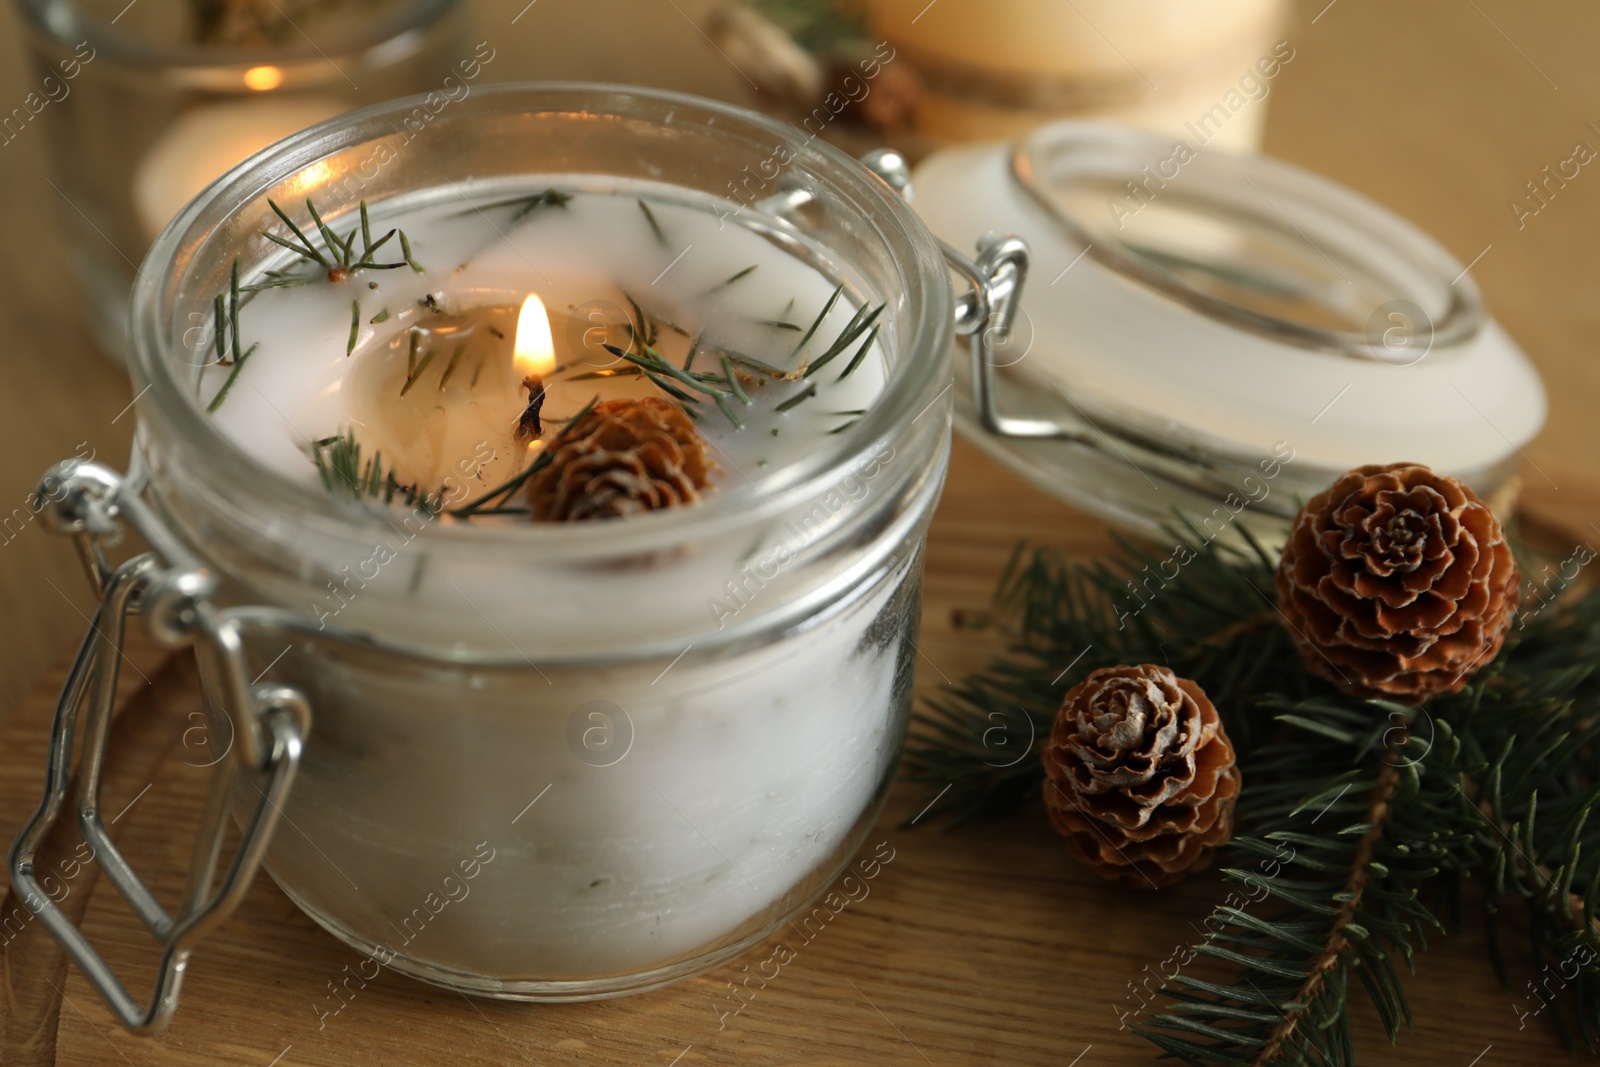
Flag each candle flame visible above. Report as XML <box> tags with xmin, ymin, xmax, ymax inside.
<box><xmin>513</xmin><ymin>293</ymin><xmax>556</xmax><ymax>378</ymax></box>
<box><xmin>243</xmin><ymin>66</ymin><xmax>284</xmax><ymax>91</ymax></box>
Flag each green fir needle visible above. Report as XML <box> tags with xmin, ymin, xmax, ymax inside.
<box><xmin>638</xmin><ymin>198</ymin><xmax>668</xmax><ymax>247</ymax></box>
<box><xmin>774</xmin><ymin>382</ymin><xmax>817</xmax><ymax>413</ymax></box>
<box><xmin>400</xmin><ymin>231</ymin><xmax>424</xmax><ymax>272</ymax></box>
<box><xmin>438</xmin><ymin>342</ymin><xmax>467</xmax><ymax>390</ymax></box>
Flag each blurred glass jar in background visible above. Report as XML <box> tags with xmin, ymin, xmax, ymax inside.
<box><xmin>15</xmin><ymin>0</ymin><xmax>468</xmax><ymax>361</ymax></box>
<box><xmin>861</xmin><ymin>0</ymin><xmax>1289</xmax><ymax>150</ymax></box>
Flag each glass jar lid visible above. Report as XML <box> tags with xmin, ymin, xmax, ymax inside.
<box><xmin>1014</xmin><ymin>123</ymin><xmax>1484</xmax><ymax>358</ymax></box>
<box><xmin>910</xmin><ymin>121</ymin><xmax>1546</xmax><ymax>537</ymax></box>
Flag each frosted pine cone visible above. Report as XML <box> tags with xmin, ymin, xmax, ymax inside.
<box><xmin>527</xmin><ymin>399</ymin><xmax>714</xmax><ymax>522</ymax></box>
<box><xmin>1042</xmin><ymin>665</ymin><xmax>1240</xmax><ymax>890</ymax></box>
<box><xmin>1276</xmin><ymin>463</ymin><xmax>1518</xmax><ymax>702</ymax></box>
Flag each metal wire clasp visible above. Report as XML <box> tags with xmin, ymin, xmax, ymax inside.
<box><xmin>859</xmin><ymin>147</ymin><xmax>1307</xmax><ymax>514</ymax></box>
<box><xmin>8</xmin><ymin>459</ymin><xmax>312</xmax><ymax>1035</ymax></box>
<box><xmin>858</xmin><ymin>148</ymin><xmax>1038</xmax><ymax>437</ymax></box>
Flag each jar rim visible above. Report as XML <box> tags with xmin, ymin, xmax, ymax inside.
<box><xmin>18</xmin><ymin>0</ymin><xmax>460</xmax><ymax>73</ymax></box>
<box><xmin>127</xmin><ymin>82</ymin><xmax>955</xmax><ymax>561</ymax></box>
<box><xmin>1010</xmin><ymin>121</ymin><xmax>1485</xmax><ymax>359</ymax></box>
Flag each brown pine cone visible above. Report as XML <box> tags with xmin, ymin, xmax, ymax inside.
<box><xmin>1276</xmin><ymin>462</ymin><xmax>1518</xmax><ymax>703</ymax></box>
<box><xmin>527</xmin><ymin>398</ymin><xmax>714</xmax><ymax>522</ymax></box>
<box><xmin>1042</xmin><ymin>665</ymin><xmax>1240</xmax><ymax>890</ymax></box>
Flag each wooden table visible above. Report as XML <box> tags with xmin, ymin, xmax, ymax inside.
<box><xmin>0</xmin><ymin>1</ymin><xmax>1596</xmax><ymax>1063</ymax></box>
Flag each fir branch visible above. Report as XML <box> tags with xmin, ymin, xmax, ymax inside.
<box><xmin>311</xmin><ymin>429</ymin><xmax>441</xmax><ymax>512</ymax></box>
<box><xmin>267</xmin><ymin>199</ymin><xmax>327</xmax><ymax>267</ymax></box>
<box><xmin>805</xmin><ymin>302</ymin><xmax>884</xmax><ymax>378</ymax></box>
<box><xmin>905</xmin><ymin>529</ymin><xmax>1298</xmax><ymax>825</ymax></box>
<box><xmin>262</xmin><ymin>197</ymin><xmax>410</xmax><ymax>282</ymax></box>
<box><xmin>910</xmin><ymin>523</ymin><xmax>1600</xmax><ymax>1062</ymax></box>
<box><xmin>1252</xmin><ymin>763</ymin><xmax>1400</xmax><ymax>1065</ymax></box>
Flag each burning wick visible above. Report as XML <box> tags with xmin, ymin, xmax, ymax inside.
<box><xmin>512</xmin><ymin>292</ymin><xmax>556</xmax><ymax>443</ymax></box>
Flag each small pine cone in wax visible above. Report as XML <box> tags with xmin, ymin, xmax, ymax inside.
<box><xmin>527</xmin><ymin>398</ymin><xmax>714</xmax><ymax>522</ymax></box>
<box><xmin>1276</xmin><ymin>462</ymin><xmax>1518</xmax><ymax>702</ymax></box>
<box><xmin>1042</xmin><ymin>665</ymin><xmax>1240</xmax><ymax>890</ymax></box>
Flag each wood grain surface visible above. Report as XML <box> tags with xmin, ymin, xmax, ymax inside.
<box><xmin>0</xmin><ymin>0</ymin><xmax>1597</xmax><ymax>1064</ymax></box>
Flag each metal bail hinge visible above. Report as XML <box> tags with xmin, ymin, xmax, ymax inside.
<box><xmin>858</xmin><ymin>148</ymin><xmax>1040</xmax><ymax>438</ymax></box>
<box><xmin>8</xmin><ymin>459</ymin><xmax>312</xmax><ymax>1035</ymax></box>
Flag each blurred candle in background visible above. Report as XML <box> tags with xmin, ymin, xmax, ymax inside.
<box><xmin>132</xmin><ymin>87</ymin><xmax>345</xmax><ymax>239</ymax></box>
<box><xmin>16</xmin><ymin>0</ymin><xmax>468</xmax><ymax>362</ymax></box>
<box><xmin>862</xmin><ymin>0</ymin><xmax>1288</xmax><ymax>149</ymax></box>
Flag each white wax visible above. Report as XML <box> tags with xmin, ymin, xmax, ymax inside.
<box><xmin>200</xmin><ymin>180</ymin><xmax>889</xmax><ymax>504</ymax></box>
<box><xmin>268</xmin><ymin>550</ymin><xmax>911</xmax><ymax>980</ymax></box>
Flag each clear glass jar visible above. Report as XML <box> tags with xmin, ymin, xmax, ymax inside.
<box><xmin>16</xmin><ymin>0</ymin><xmax>468</xmax><ymax>360</ymax></box>
<box><xmin>127</xmin><ymin>84</ymin><xmax>955</xmax><ymax>998</ymax></box>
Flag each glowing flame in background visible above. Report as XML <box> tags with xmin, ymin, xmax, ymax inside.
<box><xmin>243</xmin><ymin>65</ymin><xmax>284</xmax><ymax>91</ymax></box>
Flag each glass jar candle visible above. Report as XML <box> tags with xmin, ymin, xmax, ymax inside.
<box><xmin>9</xmin><ymin>84</ymin><xmax>1004</xmax><ymax>1031</ymax></box>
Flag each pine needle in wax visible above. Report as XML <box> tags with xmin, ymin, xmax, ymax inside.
<box><xmin>448</xmin><ymin>397</ymin><xmax>600</xmax><ymax>518</ymax></box>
